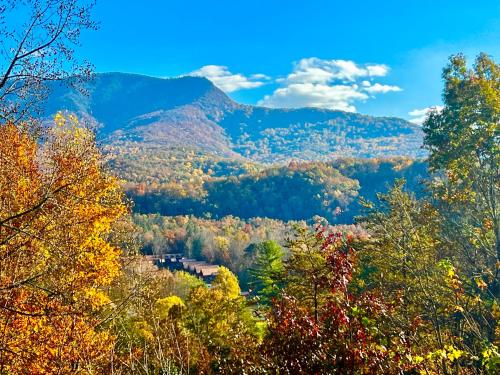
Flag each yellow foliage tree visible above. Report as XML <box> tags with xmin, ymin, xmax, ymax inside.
<box><xmin>185</xmin><ymin>267</ymin><xmax>261</xmax><ymax>372</ymax></box>
<box><xmin>212</xmin><ymin>266</ymin><xmax>241</xmax><ymax>299</ymax></box>
<box><xmin>0</xmin><ymin>114</ymin><xmax>126</xmax><ymax>373</ymax></box>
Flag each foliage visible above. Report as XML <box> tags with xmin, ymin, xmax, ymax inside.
<box><xmin>360</xmin><ymin>182</ymin><xmax>487</xmax><ymax>373</ymax></box>
<box><xmin>329</xmin><ymin>156</ymin><xmax>428</xmax><ymax>221</ymax></box>
<box><xmin>185</xmin><ymin>267</ymin><xmax>262</xmax><ymax>373</ymax></box>
<box><xmin>415</xmin><ymin>52</ymin><xmax>500</xmax><ymax>373</ymax></box>
<box><xmin>119</xmin><ymin>152</ymin><xmax>426</xmax><ymax>224</ymax></box>
<box><xmin>109</xmin><ymin>260</ymin><xmax>262</xmax><ymax>374</ymax></box>
<box><xmin>126</xmin><ymin>157</ymin><xmax>426</xmax><ymax>225</ymax></box>
<box><xmin>108</xmin><ymin>146</ymin><xmax>259</xmax><ymax>203</ymax></box>
<box><xmin>203</xmin><ymin>162</ymin><xmax>359</xmax><ymax>222</ymax></box>
<box><xmin>128</xmin><ymin>160</ymin><xmax>360</xmax><ymax>222</ymax></box>
<box><xmin>249</xmin><ymin>240</ymin><xmax>285</xmax><ymax>305</ymax></box>
<box><xmin>263</xmin><ymin>227</ymin><xmax>417</xmax><ymax>374</ymax></box>
<box><xmin>133</xmin><ymin>214</ymin><xmax>300</xmax><ymax>284</ymax></box>
<box><xmin>0</xmin><ymin>114</ymin><xmax>126</xmax><ymax>373</ymax></box>
<box><xmin>423</xmin><ymin>53</ymin><xmax>500</xmax><ymax>296</ymax></box>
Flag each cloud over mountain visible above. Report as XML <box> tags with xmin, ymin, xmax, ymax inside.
<box><xmin>259</xmin><ymin>58</ymin><xmax>402</xmax><ymax>111</ymax></box>
<box><xmin>41</xmin><ymin>72</ymin><xmax>425</xmax><ymax>163</ymax></box>
<box><xmin>259</xmin><ymin>83</ymin><xmax>367</xmax><ymax>112</ymax></box>
<box><xmin>189</xmin><ymin>65</ymin><xmax>269</xmax><ymax>93</ymax></box>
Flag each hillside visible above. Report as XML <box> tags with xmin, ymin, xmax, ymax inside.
<box><xmin>128</xmin><ymin>157</ymin><xmax>428</xmax><ymax>223</ymax></box>
<box><xmin>42</xmin><ymin>72</ymin><xmax>425</xmax><ymax>162</ymax></box>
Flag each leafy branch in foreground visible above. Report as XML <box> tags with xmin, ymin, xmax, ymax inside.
<box><xmin>0</xmin><ymin>114</ymin><xmax>126</xmax><ymax>373</ymax></box>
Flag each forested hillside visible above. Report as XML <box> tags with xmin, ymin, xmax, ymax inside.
<box><xmin>38</xmin><ymin>71</ymin><xmax>429</xmax><ymax>229</ymax></box>
<box><xmin>40</xmin><ymin>70</ymin><xmax>429</xmax><ymax>228</ymax></box>
<box><xmin>126</xmin><ymin>156</ymin><xmax>427</xmax><ymax>223</ymax></box>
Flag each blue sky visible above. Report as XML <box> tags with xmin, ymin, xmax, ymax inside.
<box><xmin>78</xmin><ymin>0</ymin><xmax>500</xmax><ymax>122</ymax></box>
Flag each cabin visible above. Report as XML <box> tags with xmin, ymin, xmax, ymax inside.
<box><xmin>145</xmin><ymin>253</ymin><xmax>220</xmax><ymax>283</ymax></box>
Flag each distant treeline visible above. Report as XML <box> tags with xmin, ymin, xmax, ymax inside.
<box><xmin>128</xmin><ymin>157</ymin><xmax>428</xmax><ymax>223</ymax></box>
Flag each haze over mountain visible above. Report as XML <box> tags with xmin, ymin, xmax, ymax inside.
<box><xmin>43</xmin><ymin>72</ymin><xmax>425</xmax><ymax>162</ymax></box>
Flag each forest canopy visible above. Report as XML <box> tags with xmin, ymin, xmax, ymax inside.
<box><xmin>126</xmin><ymin>155</ymin><xmax>427</xmax><ymax>223</ymax></box>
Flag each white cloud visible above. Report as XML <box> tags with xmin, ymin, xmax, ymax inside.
<box><xmin>408</xmin><ymin>105</ymin><xmax>444</xmax><ymax>125</ymax></box>
<box><xmin>189</xmin><ymin>65</ymin><xmax>268</xmax><ymax>93</ymax></box>
<box><xmin>366</xmin><ymin>64</ymin><xmax>389</xmax><ymax>77</ymax></box>
<box><xmin>251</xmin><ymin>73</ymin><xmax>271</xmax><ymax>80</ymax></box>
<box><xmin>287</xmin><ymin>67</ymin><xmax>335</xmax><ymax>84</ymax></box>
<box><xmin>259</xmin><ymin>83</ymin><xmax>368</xmax><ymax>112</ymax></box>
<box><xmin>363</xmin><ymin>83</ymin><xmax>402</xmax><ymax>94</ymax></box>
<box><xmin>289</xmin><ymin>58</ymin><xmax>390</xmax><ymax>83</ymax></box>
<box><xmin>258</xmin><ymin>57</ymin><xmax>401</xmax><ymax>111</ymax></box>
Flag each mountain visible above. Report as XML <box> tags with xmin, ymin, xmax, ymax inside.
<box><xmin>42</xmin><ymin>72</ymin><xmax>425</xmax><ymax>162</ymax></box>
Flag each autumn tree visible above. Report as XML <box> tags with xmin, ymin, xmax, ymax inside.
<box><xmin>283</xmin><ymin>226</ymin><xmax>332</xmax><ymax>322</ymax></box>
<box><xmin>423</xmin><ymin>53</ymin><xmax>500</xmax><ymax>295</ymax></box>
<box><xmin>0</xmin><ymin>114</ymin><xmax>126</xmax><ymax>373</ymax></box>
<box><xmin>185</xmin><ymin>267</ymin><xmax>262</xmax><ymax>373</ymax></box>
<box><xmin>108</xmin><ymin>263</ymin><xmax>209</xmax><ymax>374</ymax></box>
<box><xmin>359</xmin><ymin>181</ymin><xmax>491</xmax><ymax>373</ymax></box>
<box><xmin>421</xmin><ymin>53</ymin><xmax>500</xmax><ymax>371</ymax></box>
<box><xmin>263</xmin><ymin>227</ymin><xmax>417</xmax><ymax>374</ymax></box>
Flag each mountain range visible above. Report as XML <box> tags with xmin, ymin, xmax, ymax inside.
<box><xmin>42</xmin><ymin>72</ymin><xmax>425</xmax><ymax>163</ymax></box>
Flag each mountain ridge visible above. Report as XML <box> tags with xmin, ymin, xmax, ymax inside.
<box><xmin>42</xmin><ymin>72</ymin><xmax>425</xmax><ymax>162</ymax></box>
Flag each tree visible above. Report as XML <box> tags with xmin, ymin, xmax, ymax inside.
<box><xmin>283</xmin><ymin>226</ymin><xmax>332</xmax><ymax>323</ymax></box>
<box><xmin>249</xmin><ymin>240</ymin><xmax>284</xmax><ymax>305</ymax></box>
<box><xmin>0</xmin><ymin>0</ymin><xmax>96</xmax><ymax>120</ymax></box>
<box><xmin>0</xmin><ymin>114</ymin><xmax>126</xmax><ymax>372</ymax></box>
<box><xmin>263</xmin><ymin>226</ymin><xmax>417</xmax><ymax>374</ymax></box>
<box><xmin>211</xmin><ymin>266</ymin><xmax>241</xmax><ymax>299</ymax></box>
<box><xmin>185</xmin><ymin>267</ymin><xmax>261</xmax><ymax>373</ymax></box>
<box><xmin>108</xmin><ymin>263</ymin><xmax>209</xmax><ymax>374</ymax></box>
<box><xmin>420</xmin><ymin>52</ymin><xmax>500</xmax><ymax>373</ymax></box>
<box><xmin>359</xmin><ymin>181</ymin><xmax>486</xmax><ymax>373</ymax></box>
<box><xmin>423</xmin><ymin>53</ymin><xmax>500</xmax><ymax>295</ymax></box>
